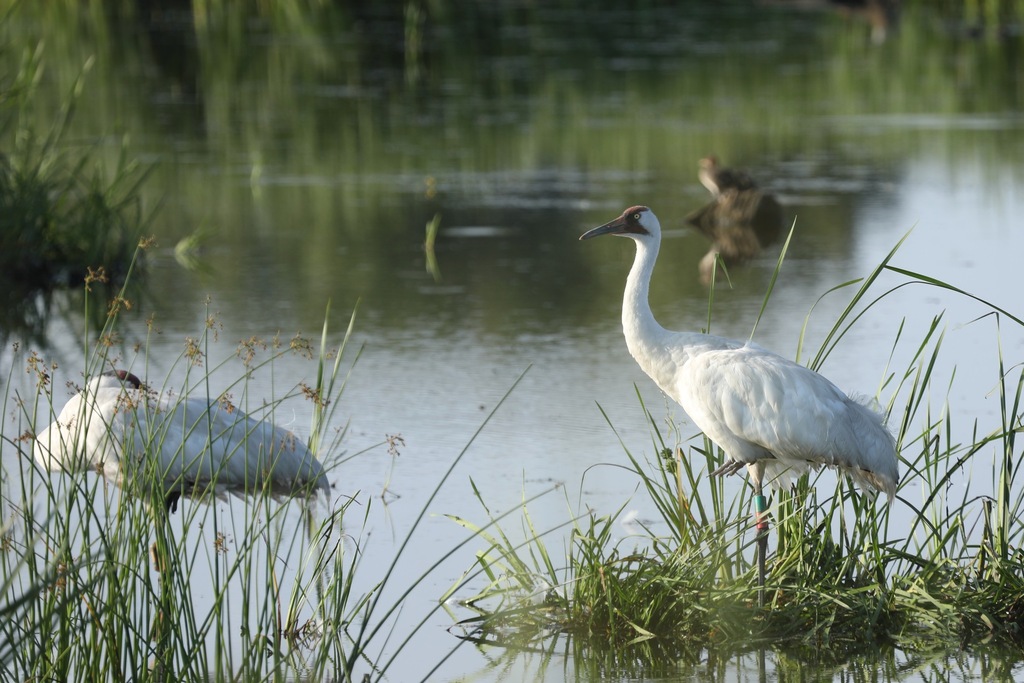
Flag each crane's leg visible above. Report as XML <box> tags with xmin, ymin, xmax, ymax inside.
<box><xmin>148</xmin><ymin>507</ymin><xmax>176</xmax><ymax>679</ymax></box>
<box><xmin>753</xmin><ymin>480</ymin><xmax>768</xmax><ymax>608</ymax></box>
<box><xmin>164</xmin><ymin>491</ymin><xmax>181</xmax><ymax>515</ymax></box>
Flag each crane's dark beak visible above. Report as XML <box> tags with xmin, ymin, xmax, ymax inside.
<box><xmin>579</xmin><ymin>215</ymin><xmax>627</xmax><ymax>240</ymax></box>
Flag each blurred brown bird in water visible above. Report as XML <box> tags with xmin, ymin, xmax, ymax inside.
<box><xmin>698</xmin><ymin>156</ymin><xmax>758</xmax><ymax>198</ymax></box>
<box><xmin>688</xmin><ymin>157</ymin><xmax>783</xmax><ymax>283</ymax></box>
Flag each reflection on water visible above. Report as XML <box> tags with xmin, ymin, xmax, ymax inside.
<box><xmin>452</xmin><ymin>633</ymin><xmax>1024</xmax><ymax>681</ymax></box>
<box><xmin>3</xmin><ymin>2</ymin><xmax>1024</xmax><ymax>680</ymax></box>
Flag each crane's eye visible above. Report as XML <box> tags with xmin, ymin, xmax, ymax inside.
<box><xmin>633</xmin><ymin>213</ymin><xmax>640</xmax><ymax>220</ymax></box>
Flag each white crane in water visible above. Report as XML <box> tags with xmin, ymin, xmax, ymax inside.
<box><xmin>33</xmin><ymin>370</ymin><xmax>330</xmax><ymax>513</ymax></box>
<box><xmin>580</xmin><ymin>206</ymin><xmax>898</xmax><ymax>599</ymax></box>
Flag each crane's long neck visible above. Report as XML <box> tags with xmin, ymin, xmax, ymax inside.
<box><xmin>622</xmin><ymin>237</ymin><xmax>675</xmax><ymax>380</ymax></box>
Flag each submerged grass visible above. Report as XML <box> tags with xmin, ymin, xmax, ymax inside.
<box><xmin>454</xmin><ymin>236</ymin><xmax>1024</xmax><ymax>668</ymax></box>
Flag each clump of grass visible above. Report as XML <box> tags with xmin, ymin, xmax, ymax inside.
<box><xmin>454</xmin><ymin>237</ymin><xmax>1024</xmax><ymax>668</ymax></box>
<box><xmin>0</xmin><ymin>36</ymin><xmax>151</xmax><ymax>294</ymax></box>
<box><xmin>0</xmin><ymin>141</ymin><xmax>149</xmax><ymax>288</ymax></box>
<box><xmin>0</xmin><ymin>33</ymin><xmax>152</xmax><ymax>349</ymax></box>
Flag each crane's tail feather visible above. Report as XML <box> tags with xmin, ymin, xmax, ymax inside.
<box><xmin>837</xmin><ymin>397</ymin><xmax>899</xmax><ymax>502</ymax></box>
<box><xmin>844</xmin><ymin>466</ymin><xmax>897</xmax><ymax>504</ymax></box>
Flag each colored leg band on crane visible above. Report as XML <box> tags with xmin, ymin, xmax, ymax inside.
<box><xmin>754</xmin><ymin>494</ymin><xmax>769</xmax><ymax>531</ymax></box>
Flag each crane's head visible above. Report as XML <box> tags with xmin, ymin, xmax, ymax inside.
<box><xmin>579</xmin><ymin>205</ymin><xmax>660</xmax><ymax>242</ymax></box>
<box><xmin>98</xmin><ymin>369</ymin><xmax>145</xmax><ymax>390</ymax></box>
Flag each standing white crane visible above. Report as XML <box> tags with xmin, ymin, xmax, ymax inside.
<box><xmin>580</xmin><ymin>205</ymin><xmax>898</xmax><ymax>598</ymax></box>
<box><xmin>33</xmin><ymin>370</ymin><xmax>331</xmax><ymax>513</ymax></box>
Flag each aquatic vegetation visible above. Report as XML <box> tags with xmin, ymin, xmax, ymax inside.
<box><xmin>0</xmin><ymin>45</ymin><xmax>150</xmax><ymax>290</ymax></box>
<box><xmin>0</xmin><ymin>29</ymin><xmax>152</xmax><ymax>346</ymax></box>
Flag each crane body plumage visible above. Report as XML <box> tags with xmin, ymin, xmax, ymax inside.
<box><xmin>582</xmin><ymin>206</ymin><xmax>898</xmax><ymax>499</ymax></box>
<box><xmin>33</xmin><ymin>372</ymin><xmax>330</xmax><ymax>511</ymax></box>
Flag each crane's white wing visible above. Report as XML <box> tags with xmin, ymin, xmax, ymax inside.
<box><xmin>123</xmin><ymin>396</ymin><xmax>330</xmax><ymax>501</ymax></box>
<box><xmin>676</xmin><ymin>345</ymin><xmax>897</xmax><ymax>497</ymax></box>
